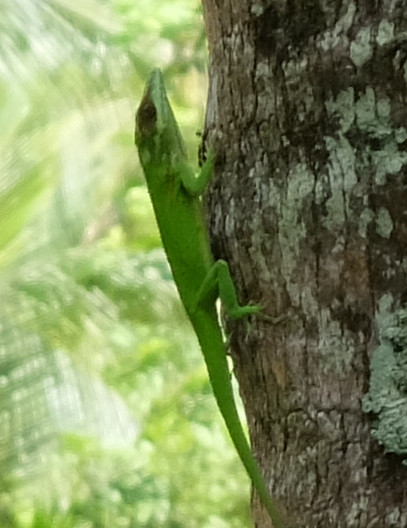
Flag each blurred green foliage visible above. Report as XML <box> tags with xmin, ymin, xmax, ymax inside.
<box><xmin>0</xmin><ymin>0</ymin><xmax>253</xmax><ymax>527</ymax></box>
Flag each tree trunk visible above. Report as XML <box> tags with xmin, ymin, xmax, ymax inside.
<box><xmin>202</xmin><ymin>1</ymin><xmax>407</xmax><ymax>527</ymax></box>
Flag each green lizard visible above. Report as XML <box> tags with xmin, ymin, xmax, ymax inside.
<box><xmin>135</xmin><ymin>68</ymin><xmax>284</xmax><ymax>528</ymax></box>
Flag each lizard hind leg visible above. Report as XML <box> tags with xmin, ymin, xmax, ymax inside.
<box><xmin>196</xmin><ymin>259</ymin><xmax>261</xmax><ymax>319</ymax></box>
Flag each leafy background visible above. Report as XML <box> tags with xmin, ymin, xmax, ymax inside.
<box><xmin>0</xmin><ymin>0</ymin><xmax>252</xmax><ymax>527</ymax></box>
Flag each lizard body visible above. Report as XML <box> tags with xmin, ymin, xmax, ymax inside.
<box><xmin>135</xmin><ymin>69</ymin><xmax>284</xmax><ymax>528</ymax></box>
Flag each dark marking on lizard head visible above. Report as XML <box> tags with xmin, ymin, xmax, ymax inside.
<box><xmin>135</xmin><ymin>92</ymin><xmax>157</xmax><ymax>144</ymax></box>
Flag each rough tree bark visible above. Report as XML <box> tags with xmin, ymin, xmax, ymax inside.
<box><xmin>201</xmin><ymin>1</ymin><xmax>407</xmax><ymax>527</ymax></box>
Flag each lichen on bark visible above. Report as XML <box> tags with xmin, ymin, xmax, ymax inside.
<box><xmin>363</xmin><ymin>300</ymin><xmax>407</xmax><ymax>460</ymax></box>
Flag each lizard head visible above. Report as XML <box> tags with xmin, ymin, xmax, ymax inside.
<box><xmin>135</xmin><ymin>69</ymin><xmax>186</xmax><ymax>166</ymax></box>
